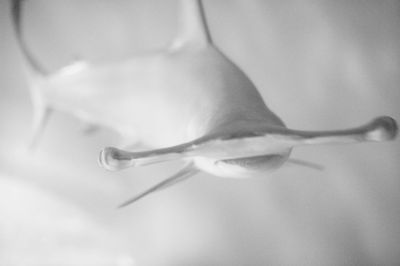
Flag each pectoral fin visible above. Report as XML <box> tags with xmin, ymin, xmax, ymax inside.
<box><xmin>286</xmin><ymin>158</ymin><xmax>324</xmax><ymax>171</ymax></box>
<box><xmin>118</xmin><ymin>162</ymin><xmax>198</xmax><ymax>208</ymax></box>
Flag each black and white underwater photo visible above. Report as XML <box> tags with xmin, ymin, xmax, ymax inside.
<box><xmin>0</xmin><ymin>0</ymin><xmax>399</xmax><ymax>265</ymax></box>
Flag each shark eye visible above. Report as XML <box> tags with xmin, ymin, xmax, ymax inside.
<box><xmin>364</xmin><ymin>116</ymin><xmax>398</xmax><ymax>141</ymax></box>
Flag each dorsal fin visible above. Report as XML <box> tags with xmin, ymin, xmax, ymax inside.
<box><xmin>171</xmin><ymin>0</ymin><xmax>212</xmax><ymax>49</ymax></box>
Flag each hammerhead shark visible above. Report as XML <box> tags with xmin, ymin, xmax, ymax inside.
<box><xmin>12</xmin><ymin>0</ymin><xmax>398</xmax><ymax>207</ymax></box>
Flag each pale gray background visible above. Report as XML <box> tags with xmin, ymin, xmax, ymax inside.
<box><xmin>0</xmin><ymin>0</ymin><xmax>399</xmax><ymax>265</ymax></box>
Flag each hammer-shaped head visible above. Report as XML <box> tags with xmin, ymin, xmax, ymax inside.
<box><xmin>99</xmin><ymin>116</ymin><xmax>398</xmax><ymax>176</ymax></box>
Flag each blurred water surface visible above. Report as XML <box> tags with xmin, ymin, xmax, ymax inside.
<box><xmin>0</xmin><ymin>0</ymin><xmax>399</xmax><ymax>265</ymax></box>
